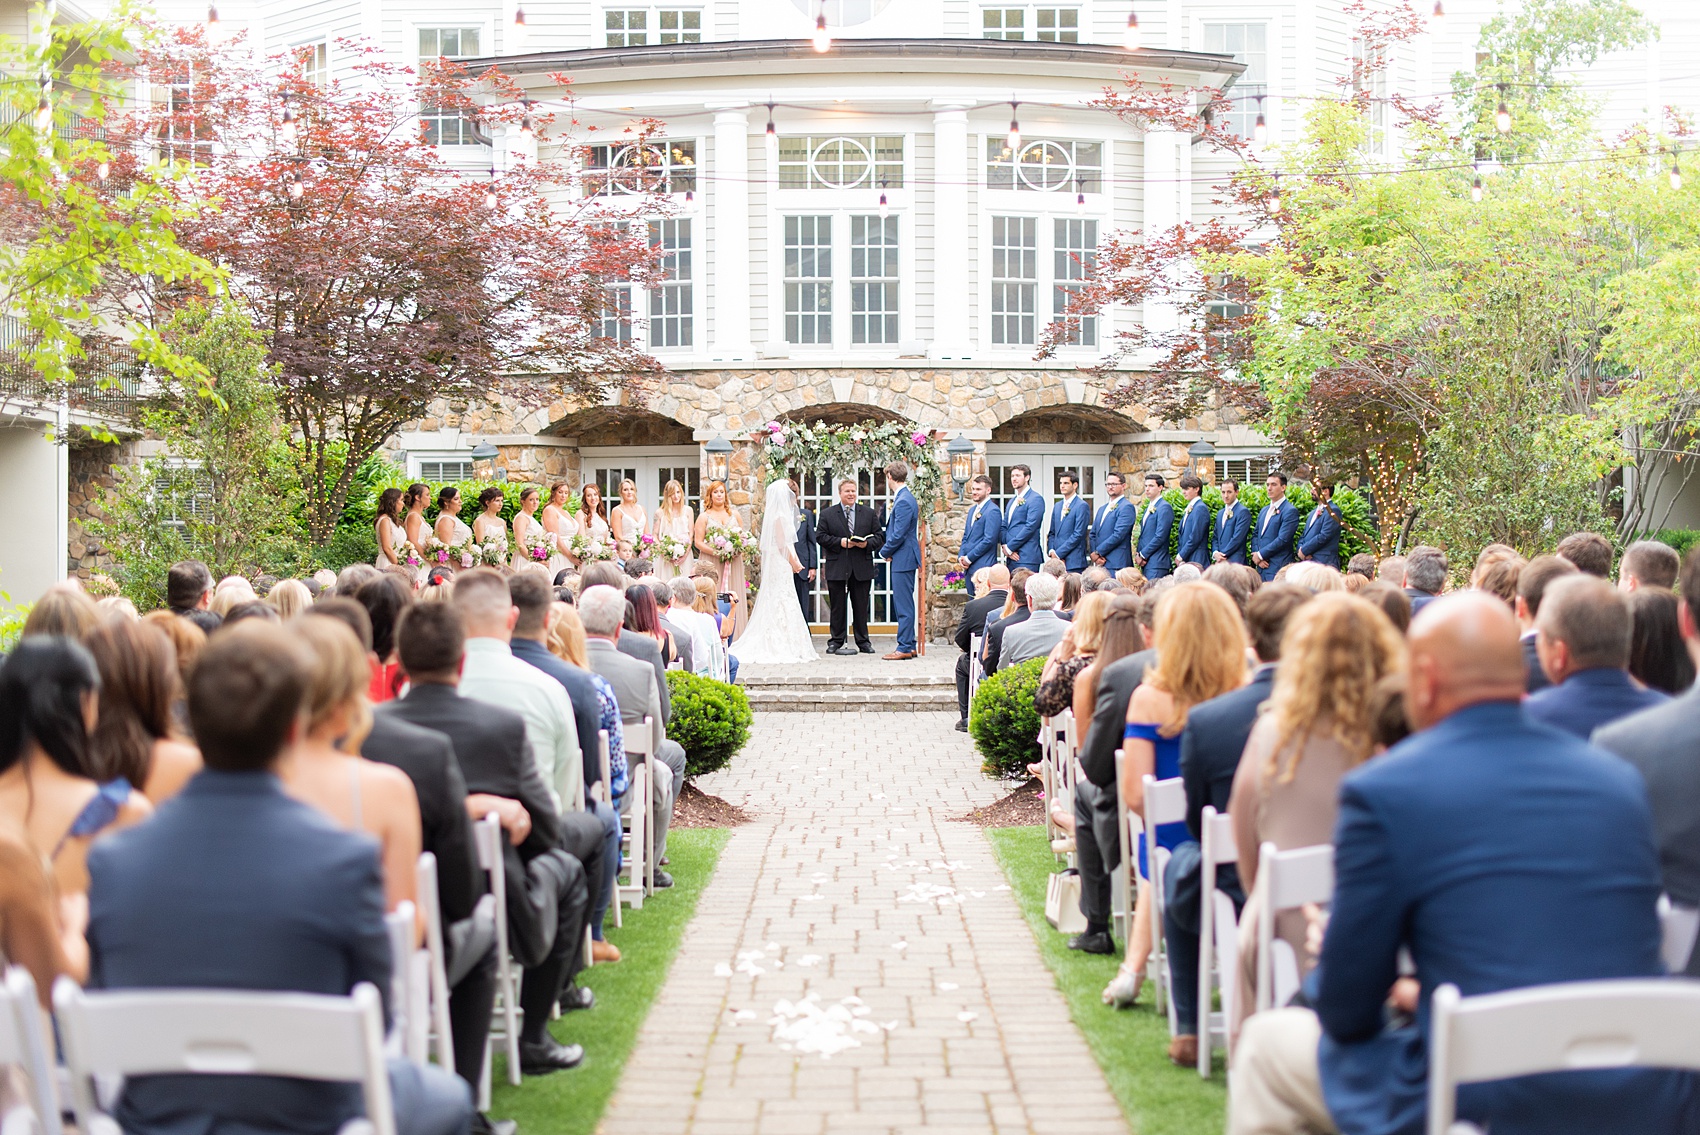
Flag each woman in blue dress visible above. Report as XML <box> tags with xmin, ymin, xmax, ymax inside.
<box><xmin>1105</xmin><ymin>583</ymin><xmax>1250</xmax><ymax>1015</ymax></box>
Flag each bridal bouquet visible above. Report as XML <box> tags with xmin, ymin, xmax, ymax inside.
<box><xmin>652</xmin><ymin>533</ymin><xmax>688</xmax><ymax>563</ymax></box>
<box><xmin>426</xmin><ymin>535</ymin><xmax>477</xmax><ymax>569</ymax></box>
<box><xmin>702</xmin><ymin>525</ymin><xmax>755</xmax><ymax>562</ymax></box>
<box><xmin>568</xmin><ymin>532</ymin><xmax>614</xmax><ymax>562</ymax></box>
<box><xmin>522</xmin><ymin>528</ymin><xmax>555</xmax><ymax>565</ymax></box>
<box><xmin>395</xmin><ymin>540</ymin><xmax>423</xmax><ymax>569</ymax></box>
<box><xmin>478</xmin><ymin>533</ymin><xmax>509</xmax><ymax>567</ymax></box>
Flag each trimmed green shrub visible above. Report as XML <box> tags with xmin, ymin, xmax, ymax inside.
<box><xmin>1651</xmin><ymin>529</ymin><xmax>1700</xmax><ymax>562</ymax></box>
<box><xmin>970</xmin><ymin>656</ymin><xmax>1046</xmax><ymax>781</ymax></box>
<box><xmin>664</xmin><ymin>670</ymin><xmax>753</xmax><ymax>779</ymax></box>
<box><xmin>1131</xmin><ymin>481</ymin><xmax>1376</xmax><ymax>565</ymax></box>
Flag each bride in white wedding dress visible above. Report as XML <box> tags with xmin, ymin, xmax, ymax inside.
<box><xmin>730</xmin><ymin>480</ymin><xmax>819</xmax><ymax>666</ymax></box>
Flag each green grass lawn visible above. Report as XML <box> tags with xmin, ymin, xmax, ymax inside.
<box><xmin>489</xmin><ymin>826</ymin><xmax>731</xmax><ymax>1135</ymax></box>
<box><xmin>987</xmin><ymin>825</ymin><xmax>1228</xmax><ymax>1135</ymax></box>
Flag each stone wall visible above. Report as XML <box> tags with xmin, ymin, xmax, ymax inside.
<box><xmin>67</xmin><ymin>437</ymin><xmax>140</xmax><ymax>584</ymax></box>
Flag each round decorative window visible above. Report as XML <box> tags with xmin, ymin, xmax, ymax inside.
<box><xmin>810</xmin><ymin>137</ymin><xmax>873</xmax><ymax>189</ymax></box>
<box><xmin>787</xmin><ymin>0</ymin><xmax>893</xmax><ymax>27</ymax></box>
<box><xmin>610</xmin><ymin>143</ymin><xmax>665</xmax><ymax>193</ymax></box>
<box><xmin>1016</xmin><ymin>141</ymin><xmax>1073</xmax><ymax>191</ymax></box>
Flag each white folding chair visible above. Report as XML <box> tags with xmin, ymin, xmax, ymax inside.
<box><xmin>414</xmin><ymin>854</ymin><xmax>455</xmax><ymax>1075</ymax></box>
<box><xmin>1254</xmin><ymin>842</ymin><xmax>1334</xmax><ymax>1014</ymax></box>
<box><xmin>1428</xmin><ymin>978</ymin><xmax>1700</xmax><ymax>1135</ymax></box>
<box><xmin>616</xmin><ymin>764</ymin><xmax>651</xmax><ymax>912</ymax></box>
<box><xmin>472</xmin><ymin>813</ymin><xmax>521</xmax><ymax>1110</ymax></box>
<box><xmin>967</xmin><ymin>633</ymin><xmax>984</xmax><ymax>706</ymax></box>
<box><xmin>1</xmin><ymin>967</ymin><xmax>60</xmax><ymax>1135</ymax></box>
<box><xmin>621</xmin><ymin>715</ymin><xmax>658</xmax><ymax>896</ymax></box>
<box><xmin>1197</xmin><ymin>806</ymin><xmax>1239</xmax><ymax>1077</ymax></box>
<box><xmin>1110</xmin><ymin>750</ymin><xmax>1135</xmax><ymax>943</ymax></box>
<box><xmin>53</xmin><ymin>978</ymin><xmax>394</xmax><ymax>1135</ymax></box>
<box><xmin>1142</xmin><ymin>774</ymin><xmax>1187</xmax><ymax>1028</ymax></box>
<box><xmin>382</xmin><ymin>902</ymin><xmax>423</xmax><ymax>1065</ymax></box>
<box><xmin>1657</xmin><ymin>894</ymin><xmax>1699</xmax><ymax>975</ymax></box>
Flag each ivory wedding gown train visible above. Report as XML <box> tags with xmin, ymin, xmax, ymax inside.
<box><xmin>730</xmin><ymin>482</ymin><xmax>819</xmax><ymax>666</ymax></box>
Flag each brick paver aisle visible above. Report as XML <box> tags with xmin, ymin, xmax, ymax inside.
<box><xmin>599</xmin><ymin>704</ymin><xmax>1127</xmax><ymax>1135</ymax></box>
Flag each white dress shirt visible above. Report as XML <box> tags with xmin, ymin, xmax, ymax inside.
<box><xmin>459</xmin><ymin>636</ymin><xmax>582</xmax><ymax>813</ymax></box>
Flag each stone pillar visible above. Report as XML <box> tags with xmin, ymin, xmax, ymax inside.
<box><xmin>930</xmin><ymin>101</ymin><xmax>972</xmax><ymax>357</ymax></box>
<box><xmin>711</xmin><ymin>105</ymin><xmax>753</xmax><ymax>358</ymax></box>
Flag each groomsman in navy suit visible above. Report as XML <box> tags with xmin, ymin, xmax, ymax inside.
<box><xmin>879</xmin><ymin>461</ymin><xmax>921</xmax><ymax>660</ymax></box>
<box><xmin>1089</xmin><ymin>472</ymin><xmax>1136</xmax><ymax>571</ymax></box>
<box><xmin>1250</xmin><ymin>471</ymin><xmax>1302</xmax><ymax>581</ymax></box>
<box><xmin>1298</xmin><ymin>482</ymin><xmax>1343</xmax><ymax>567</ymax></box>
<box><xmin>1046</xmin><ymin>471</ymin><xmax>1090</xmax><ymax>572</ymax></box>
<box><xmin>957</xmin><ymin>474</ymin><xmax>1003</xmax><ymax>597</ymax></box>
<box><xmin>1134</xmin><ymin>473</ymin><xmax>1176</xmax><ymax>580</ymax></box>
<box><xmin>1175</xmin><ymin>473</ymin><xmax>1211</xmax><ymax>569</ymax></box>
<box><xmin>1000</xmin><ymin>464</ymin><xmax>1046</xmax><ymax>573</ymax></box>
<box><xmin>1211</xmin><ymin>479</ymin><xmax>1251</xmax><ymax>565</ymax></box>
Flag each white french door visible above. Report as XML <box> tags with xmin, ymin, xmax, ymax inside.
<box><xmin>800</xmin><ymin>466</ymin><xmax>896</xmax><ymax>631</ymax></box>
<box><xmin>984</xmin><ymin>446</ymin><xmax>1112</xmax><ymax>554</ymax></box>
<box><xmin>580</xmin><ymin>447</ymin><xmax>703</xmax><ymax>518</ymax></box>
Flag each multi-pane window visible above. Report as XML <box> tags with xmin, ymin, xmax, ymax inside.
<box><xmin>1035</xmin><ymin>7</ymin><xmax>1079</xmax><ymax>41</ymax></box>
<box><xmin>415</xmin><ymin>457</ymin><xmax>476</xmax><ymax>482</ymax></box>
<box><xmin>850</xmin><ymin>216</ymin><xmax>899</xmax><ymax>346</ymax></box>
<box><xmin>1052</xmin><ymin>218</ymin><xmax>1097</xmax><ymax>347</ymax></box>
<box><xmin>986</xmin><ymin>138</ymin><xmax>1102</xmax><ymax>193</ymax></box>
<box><xmin>777</xmin><ymin>136</ymin><xmax>904</xmax><ymax>190</ymax></box>
<box><xmin>1201</xmin><ymin>23</ymin><xmax>1268</xmax><ymax>140</ymax></box>
<box><xmin>657</xmin><ymin>9</ymin><xmax>702</xmax><ymax>42</ymax></box>
<box><xmin>982</xmin><ymin>8</ymin><xmax>1024</xmax><ymax>38</ymax></box>
<box><xmin>648</xmin><ymin>219</ymin><xmax>693</xmax><ymax>348</ymax></box>
<box><xmin>152</xmin><ymin>461</ymin><xmax>213</xmax><ymax>530</ymax></box>
<box><xmin>1219</xmin><ymin>455</ymin><xmax>1278</xmax><ymax>486</ymax></box>
<box><xmin>296</xmin><ymin>41</ymin><xmax>329</xmax><ymax>88</ymax></box>
<box><xmin>605</xmin><ymin>10</ymin><xmax>647</xmax><ymax>45</ymax></box>
<box><xmin>990</xmin><ymin>216</ymin><xmax>1038</xmax><ymax>346</ymax></box>
<box><xmin>599</xmin><ymin>278</ymin><xmax>634</xmax><ymax>343</ymax></box>
<box><xmin>583</xmin><ymin>140</ymin><xmax>697</xmax><ymax>196</ymax></box>
<box><xmin>157</xmin><ymin>72</ymin><xmax>214</xmax><ymax>167</ymax></box>
<box><xmin>418</xmin><ymin>28</ymin><xmax>482</xmax><ymax>146</ymax></box>
<box><xmin>784</xmin><ymin>215</ymin><xmax>833</xmax><ymax>345</ymax></box>
<box><xmin>1352</xmin><ymin>38</ymin><xmax>1391</xmax><ymax>156</ymax></box>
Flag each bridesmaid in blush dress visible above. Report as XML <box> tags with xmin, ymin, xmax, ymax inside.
<box><xmin>540</xmin><ymin>482</ymin><xmax>578</xmax><ymax>576</ymax></box>
<box><xmin>373</xmin><ymin>488</ymin><xmax>407</xmax><ymax>569</ymax></box>
<box><xmin>611</xmin><ymin>478</ymin><xmax>648</xmax><ymax>565</ymax></box>
<box><xmin>511</xmin><ymin>486</ymin><xmax>548</xmax><ymax>571</ymax></box>
<box><xmin>650</xmin><ymin>479</ymin><xmax>695</xmax><ymax>581</ymax></box>
<box><xmin>695</xmin><ymin>479</ymin><xmax>747</xmax><ymax>639</ymax></box>
<box><xmin>401</xmin><ymin>483</ymin><xmax>431</xmax><ymax>557</ymax></box>
<box><xmin>435</xmin><ymin>486</ymin><xmax>477</xmax><ymax>571</ymax></box>
<box><xmin>579</xmin><ymin>483</ymin><xmax>613</xmax><ymax>561</ymax></box>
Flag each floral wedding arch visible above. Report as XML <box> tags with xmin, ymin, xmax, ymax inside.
<box><xmin>755</xmin><ymin>418</ymin><xmax>946</xmax><ymax>513</ymax></box>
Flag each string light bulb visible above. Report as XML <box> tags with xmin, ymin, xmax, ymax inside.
<box><xmin>1269</xmin><ymin>174</ymin><xmax>1281</xmax><ymax>214</ymax></box>
<box><xmin>1494</xmin><ymin>86</ymin><xmax>1511</xmax><ymax>134</ymax></box>
<box><xmin>484</xmin><ymin>169</ymin><xmax>498</xmax><ymax>209</ymax></box>
<box><xmin>765</xmin><ymin>101</ymin><xmax>776</xmax><ymax>138</ymax></box>
<box><xmin>1122</xmin><ymin>9</ymin><xmax>1140</xmax><ymax>51</ymax></box>
<box><xmin>513</xmin><ymin>5</ymin><xmax>525</xmax><ymax>27</ymax></box>
<box><xmin>519</xmin><ymin>105</ymin><xmax>534</xmax><ymax>139</ymax></box>
<box><xmin>878</xmin><ymin>190</ymin><xmax>889</xmax><ymax>218</ymax></box>
<box><xmin>1672</xmin><ymin>156</ymin><xmax>1683</xmax><ymax>191</ymax></box>
<box><xmin>1006</xmin><ymin>102</ymin><xmax>1021</xmax><ymax>154</ymax></box>
<box><xmin>206</xmin><ymin>4</ymin><xmax>218</xmax><ymax>25</ymax></box>
<box><xmin>287</xmin><ymin>170</ymin><xmax>304</xmax><ymax>200</ymax></box>
<box><xmin>812</xmin><ymin>11</ymin><xmax>831</xmax><ymax>53</ymax></box>
<box><xmin>96</xmin><ymin>159</ymin><xmax>109</xmax><ymax>180</ymax></box>
<box><xmin>1471</xmin><ymin>174</ymin><xmax>1483</xmax><ymax>203</ymax></box>
<box><xmin>1431</xmin><ymin>1</ymin><xmax>1444</xmax><ymax>19</ymax></box>
<box><xmin>1253</xmin><ymin>96</ymin><xmax>1268</xmax><ymax>146</ymax></box>
<box><xmin>279</xmin><ymin>99</ymin><xmax>297</xmax><ymax>147</ymax></box>
<box><xmin>685</xmin><ymin>189</ymin><xmax>694</xmax><ymax>204</ymax></box>
<box><xmin>1075</xmin><ymin>189</ymin><xmax>1086</xmax><ymax>214</ymax></box>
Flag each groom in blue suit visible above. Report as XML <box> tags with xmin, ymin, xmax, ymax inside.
<box><xmin>1212</xmin><ymin>480</ymin><xmax>1251</xmax><ymax>565</ymax></box>
<box><xmin>957</xmin><ymin>475</ymin><xmax>1002</xmax><ymax>597</ymax></box>
<box><xmin>1230</xmin><ymin>594</ymin><xmax>1699</xmax><ymax>1135</ymax></box>
<box><xmin>1089</xmin><ymin>472</ymin><xmax>1136</xmax><ymax>571</ymax></box>
<box><xmin>879</xmin><ymin>461</ymin><xmax>921</xmax><ymax>660</ymax></box>
<box><xmin>1000</xmin><ymin>464</ymin><xmax>1046</xmax><ymax>573</ymax></box>
<box><xmin>1046</xmin><ymin>471</ymin><xmax>1090</xmax><ymax>572</ymax></box>
<box><xmin>1134</xmin><ymin>474</ymin><xmax>1175</xmax><ymax>580</ymax></box>
<box><xmin>1250</xmin><ymin>472</ymin><xmax>1302</xmax><ymax>581</ymax></box>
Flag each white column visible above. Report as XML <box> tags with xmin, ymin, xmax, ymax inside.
<box><xmin>712</xmin><ymin>105</ymin><xmax>753</xmax><ymax>358</ymax></box>
<box><xmin>1141</xmin><ymin>127</ymin><xmax>1183</xmax><ymax>338</ymax></box>
<box><xmin>931</xmin><ymin>101</ymin><xmax>972</xmax><ymax>358</ymax></box>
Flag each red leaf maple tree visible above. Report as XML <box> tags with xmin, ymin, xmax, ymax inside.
<box><xmin>110</xmin><ymin>27</ymin><xmax>665</xmax><ymax>541</ymax></box>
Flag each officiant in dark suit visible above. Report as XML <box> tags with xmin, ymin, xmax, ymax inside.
<box><xmin>793</xmin><ymin>496</ymin><xmax>818</xmax><ymax>622</ymax></box>
<box><xmin>816</xmin><ymin>478</ymin><xmax>884</xmax><ymax>656</ymax></box>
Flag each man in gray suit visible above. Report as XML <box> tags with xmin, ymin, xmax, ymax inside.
<box><xmin>580</xmin><ymin>585</ymin><xmax>683</xmax><ymax>887</ymax></box>
<box><xmin>1594</xmin><ymin>548</ymin><xmax>1700</xmax><ymax>975</ymax></box>
<box><xmin>998</xmin><ymin>572</ymin><xmax>1069</xmax><ymax>669</ymax></box>
<box><xmin>581</xmin><ymin>562</ymin><xmax>672</xmax><ymax>723</ymax></box>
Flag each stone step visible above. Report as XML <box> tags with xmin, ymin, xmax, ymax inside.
<box><xmin>741</xmin><ymin>674</ymin><xmax>955</xmax><ymax>691</ymax></box>
<box><xmin>747</xmin><ymin>688</ymin><xmax>959</xmax><ymax>712</ymax></box>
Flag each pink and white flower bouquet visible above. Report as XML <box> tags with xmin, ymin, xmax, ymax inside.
<box><xmin>568</xmin><ymin>532</ymin><xmax>614</xmax><ymax>562</ymax></box>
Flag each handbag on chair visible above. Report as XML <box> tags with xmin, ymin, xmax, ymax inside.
<box><xmin>1045</xmin><ymin>867</ymin><xmax>1088</xmax><ymax>934</ymax></box>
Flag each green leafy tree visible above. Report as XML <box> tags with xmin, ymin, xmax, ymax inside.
<box><xmin>97</xmin><ymin>305</ymin><xmax>308</xmax><ymax>606</ymax></box>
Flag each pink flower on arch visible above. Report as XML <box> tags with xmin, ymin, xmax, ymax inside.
<box><xmin>911</xmin><ymin>431</ymin><xmax>928</xmax><ymax>446</ymax></box>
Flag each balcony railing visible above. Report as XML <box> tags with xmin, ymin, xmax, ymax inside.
<box><xmin>0</xmin><ymin>316</ymin><xmax>145</xmax><ymax>421</ymax></box>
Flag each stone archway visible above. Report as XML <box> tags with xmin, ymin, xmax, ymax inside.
<box><xmin>990</xmin><ymin>404</ymin><xmax>1138</xmax><ymax>444</ymax></box>
<box><xmin>541</xmin><ymin>406</ymin><xmax>694</xmax><ymax>447</ymax></box>
<box><xmin>775</xmin><ymin>402</ymin><xmax>911</xmax><ymax>428</ymax></box>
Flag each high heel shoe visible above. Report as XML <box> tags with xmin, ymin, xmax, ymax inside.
<box><xmin>1101</xmin><ymin>967</ymin><xmax>1144</xmax><ymax>1008</ymax></box>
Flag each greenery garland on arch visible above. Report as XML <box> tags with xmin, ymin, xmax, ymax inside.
<box><xmin>756</xmin><ymin>418</ymin><xmax>946</xmax><ymax>513</ymax></box>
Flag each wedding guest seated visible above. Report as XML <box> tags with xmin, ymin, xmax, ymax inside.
<box><xmin>384</xmin><ymin>602</ymin><xmax>592</xmax><ymax>1075</ymax></box>
<box><xmin>692</xmin><ymin>576</ymin><xmax>738</xmax><ymax>683</ymax></box>
<box><xmin>338</xmin><ymin>562</ymin><xmax>382</xmax><ymax>597</ymax></box>
<box><xmin>1619</xmin><ymin>538</ymin><xmax>1682</xmax><ymax>593</ymax></box>
<box><xmin>267</xmin><ymin>578</ymin><xmax>313</xmax><ymax>619</ymax></box>
<box><xmin>581</xmin><ymin>566</ymin><xmax>688</xmax><ymax>804</ymax></box>
<box><xmin>647</xmin><ymin>581</ymin><xmax>695</xmax><ymax>673</ymax></box>
<box><xmin>660</xmin><ymin>579</ymin><xmax>706</xmax><ymax>676</ymax></box>
<box><xmin>1102</xmin><ymin>585</ymin><xmax>1245</xmax><ymax>1003</ymax></box>
<box><xmin>1171</xmin><ymin>563</ymin><xmax>1204</xmax><ymax>584</ymax></box>
<box><xmin>1556</xmin><ymin>530</ymin><xmax>1614</xmax><ymax>578</ymax></box>
<box><xmin>1469</xmin><ymin>543</ymin><xmax>1518</xmax><ymax>589</ymax></box>
<box><xmin>982</xmin><ymin>569</ymin><xmax>1034</xmax><ymax>676</ymax></box>
<box><xmin>1035</xmin><ymin>592</ymin><xmax>1109</xmax><ymax>721</ymax></box>
<box><xmin>1514</xmin><ymin>555</ymin><xmax>1577</xmax><ymax>693</ymax></box>
<box><xmin>1229</xmin><ymin>594</ymin><xmax>1696</xmax><ymax>1135</ymax></box>
<box><xmin>358</xmin><ymin>575</ymin><xmax>413</xmax><ymax>704</ymax></box>
<box><xmin>140</xmin><ymin>610</ymin><xmax>205</xmax><ymax>706</ymax></box>
<box><xmin>85</xmin><ymin>622</ymin><xmax>474</xmax><ymax>1135</ymax></box>
<box><xmin>0</xmin><ymin>819</ymin><xmax>88</xmax><ymax>1003</ymax></box>
<box><xmin>311</xmin><ymin>567</ymin><xmax>339</xmax><ymax>593</ymax></box>
<box><xmin>1627</xmin><ymin>589</ymin><xmax>1696</xmax><ymax>695</ymax></box>
<box><xmin>84</xmin><ymin>620</ymin><xmax>202</xmax><ymax>804</ymax></box>
<box><xmin>210</xmin><ymin>576</ymin><xmax>258</xmax><ymax>620</ymax></box>
<box><xmin>1285</xmin><ymin>562</ymin><xmax>1344</xmax><ymax>592</ymax></box>
<box><xmin>1229</xmin><ymin>594</ymin><xmax>1405</xmax><ymax>1048</ymax></box>
<box><xmin>21</xmin><ymin>586</ymin><xmax>101</xmax><ymax>640</ymax></box>
<box><xmin>1202</xmin><ymin>561</ymin><xmax>1253</xmax><ymax>615</ymax></box>
<box><xmin>1344</xmin><ymin>553</ymin><xmax>1377</xmax><ymax>582</ymax></box>
<box><xmin>220</xmin><ymin>599</ymin><xmax>278</xmax><ymax>627</ymax></box>
<box><xmin>999</xmin><ymin>572</ymin><xmax>1068</xmax><ymax>670</ymax></box>
<box><xmin>1161</xmin><ymin>583</ymin><xmax>1311</xmax><ymax>1064</ymax></box>
<box><xmin>281</xmin><ymin>614</ymin><xmax>421</xmax><ymax>916</ymax></box>
<box><xmin>0</xmin><ymin>637</ymin><xmax>152</xmax><ymax>905</ymax></box>
<box><xmin>1400</xmin><ymin>546</ymin><xmax>1446</xmax><ymax>615</ymax></box>
<box><xmin>1114</xmin><ymin>567</ymin><xmax>1146</xmax><ymax>593</ymax></box>
<box><xmin>580</xmin><ymin>586</ymin><xmax>680</xmax><ymax>887</ymax></box>
<box><xmin>166</xmin><ymin>559</ymin><xmax>215</xmax><ymax>618</ymax></box>
<box><xmin>1374</xmin><ymin>555</ymin><xmax>1405</xmax><ymax>586</ymax></box>
<box><xmin>1526</xmin><ymin>574</ymin><xmax>1667</xmax><ymax>738</ymax></box>
<box><xmin>624</xmin><ymin>557</ymin><xmax>655</xmax><ymax>581</ymax></box>
<box><xmin>1475</xmin><ymin>553</ymin><xmax>1525</xmax><ymax>609</ymax></box>
<box><xmin>97</xmin><ymin>595</ymin><xmax>139</xmax><ymax>622</ymax></box>
<box><xmin>1080</xmin><ymin>566</ymin><xmax>1112</xmax><ymax>592</ymax></box>
<box><xmin>1595</xmin><ymin>548</ymin><xmax>1700</xmax><ymax>975</ymax></box>
<box><xmin>954</xmin><ymin>565</ymin><xmax>1011</xmax><ymax>732</ymax></box>
<box><xmin>625</xmin><ymin>583</ymin><xmax>682</xmax><ymax>670</ymax></box>
<box><xmin>1060</xmin><ymin>572</ymin><xmax>1082</xmax><ymax>613</ymax></box>
<box><xmin>1358</xmin><ymin>581</ymin><xmax>1412</xmax><ymax>635</ymax></box>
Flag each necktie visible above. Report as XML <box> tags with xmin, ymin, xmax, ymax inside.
<box><xmin>844</xmin><ymin>504</ymin><xmax>854</xmax><ymax>534</ymax></box>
